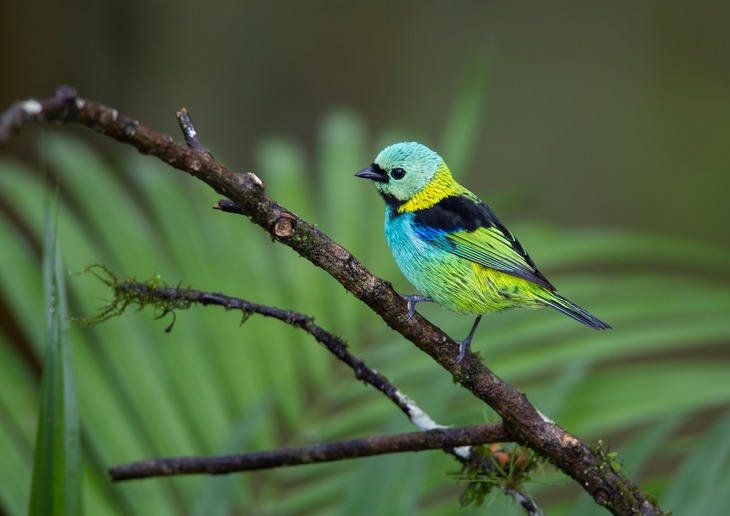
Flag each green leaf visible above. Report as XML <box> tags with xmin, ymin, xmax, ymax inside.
<box><xmin>661</xmin><ymin>409</ymin><xmax>730</xmax><ymax>514</ymax></box>
<box><xmin>29</xmin><ymin>189</ymin><xmax>81</xmax><ymax>515</ymax></box>
<box><xmin>440</xmin><ymin>57</ymin><xmax>491</xmax><ymax>174</ymax></box>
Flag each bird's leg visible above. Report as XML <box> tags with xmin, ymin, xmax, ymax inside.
<box><xmin>401</xmin><ymin>295</ymin><xmax>434</xmax><ymax>321</ymax></box>
<box><xmin>455</xmin><ymin>315</ymin><xmax>483</xmax><ymax>363</ymax></box>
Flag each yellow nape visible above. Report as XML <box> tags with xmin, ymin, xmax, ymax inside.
<box><xmin>398</xmin><ymin>162</ymin><xmax>463</xmax><ymax>213</ymax></box>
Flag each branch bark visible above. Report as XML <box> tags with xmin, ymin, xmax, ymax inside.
<box><xmin>0</xmin><ymin>86</ymin><xmax>665</xmax><ymax>515</ymax></box>
<box><xmin>109</xmin><ymin>423</ymin><xmax>507</xmax><ymax>481</ymax></box>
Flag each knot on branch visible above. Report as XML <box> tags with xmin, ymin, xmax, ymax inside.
<box><xmin>122</xmin><ymin>121</ymin><xmax>140</xmax><ymax>141</ymax></box>
<box><xmin>272</xmin><ymin>212</ymin><xmax>297</xmax><ymax>238</ymax></box>
<box><xmin>594</xmin><ymin>487</ymin><xmax>610</xmax><ymax>505</ymax></box>
<box><xmin>247</xmin><ymin>172</ymin><xmax>264</xmax><ymax>188</ymax></box>
<box><xmin>50</xmin><ymin>85</ymin><xmax>80</xmax><ymax>117</ymax></box>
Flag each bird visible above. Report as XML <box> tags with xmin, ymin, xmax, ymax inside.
<box><xmin>355</xmin><ymin>141</ymin><xmax>611</xmax><ymax>363</ymax></box>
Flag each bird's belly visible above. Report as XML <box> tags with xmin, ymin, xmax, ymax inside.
<box><xmin>385</xmin><ymin>216</ymin><xmax>537</xmax><ymax>315</ymax></box>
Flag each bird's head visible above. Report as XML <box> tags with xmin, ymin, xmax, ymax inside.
<box><xmin>355</xmin><ymin>142</ymin><xmax>444</xmax><ymax>201</ymax></box>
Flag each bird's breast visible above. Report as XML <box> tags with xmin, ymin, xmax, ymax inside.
<box><xmin>384</xmin><ymin>211</ymin><xmax>429</xmax><ymax>264</ymax></box>
<box><xmin>384</xmin><ymin>210</ymin><xmax>449</xmax><ymax>297</ymax></box>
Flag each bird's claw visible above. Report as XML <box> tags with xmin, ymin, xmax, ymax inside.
<box><xmin>454</xmin><ymin>340</ymin><xmax>469</xmax><ymax>364</ymax></box>
<box><xmin>405</xmin><ymin>300</ymin><xmax>417</xmax><ymax>321</ymax></box>
<box><xmin>453</xmin><ymin>315</ymin><xmax>482</xmax><ymax>364</ymax></box>
<box><xmin>401</xmin><ymin>295</ymin><xmax>433</xmax><ymax>322</ymax></box>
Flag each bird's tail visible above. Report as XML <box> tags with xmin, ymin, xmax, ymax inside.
<box><xmin>541</xmin><ymin>292</ymin><xmax>611</xmax><ymax>330</ymax></box>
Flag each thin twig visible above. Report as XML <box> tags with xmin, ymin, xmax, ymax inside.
<box><xmin>109</xmin><ymin>423</ymin><xmax>507</xmax><ymax>481</ymax></box>
<box><xmin>0</xmin><ymin>87</ymin><xmax>665</xmax><ymax>515</ymax></box>
<box><xmin>111</xmin><ymin>279</ymin><xmax>454</xmax><ymax>428</ymax></box>
<box><xmin>510</xmin><ymin>490</ymin><xmax>545</xmax><ymax>516</ymax></box>
<box><xmin>175</xmin><ymin>108</ymin><xmax>212</xmax><ymax>157</ymax></box>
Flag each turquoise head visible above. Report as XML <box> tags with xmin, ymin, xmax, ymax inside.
<box><xmin>355</xmin><ymin>142</ymin><xmax>444</xmax><ymax>202</ymax></box>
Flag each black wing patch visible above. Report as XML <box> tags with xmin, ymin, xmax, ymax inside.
<box><xmin>413</xmin><ymin>195</ymin><xmax>493</xmax><ymax>233</ymax></box>
<box><xmin>412</xmin><ymin>195</ymin><xmax>555</xmax><ymax>290</ymax></box>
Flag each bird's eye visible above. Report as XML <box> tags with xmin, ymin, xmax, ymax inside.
<box><xmin>391</xmin><ymin>167</ymin><xmax>406</xmax><ymax>180</ymax></box>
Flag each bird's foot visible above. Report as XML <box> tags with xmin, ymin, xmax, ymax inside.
<box><xmin>453</xmin><ymin>315</ymin><xmax>483</xmax><ymax>364</ymax></box>
<box><xmin>401</xmin><ymin>295</ymin><xmax>434</xmax><ymax>321</ymax></box>
<box><xmin>454</xmin><ymin>339</ymin><xmax>470</xmax><ymax>364</ymax></box>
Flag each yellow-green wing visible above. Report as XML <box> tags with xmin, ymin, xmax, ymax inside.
<box><xmin>445</xmin><ymin>226</ymin><xmax>553</xmax><ymax>289</ymax></box>
<box><xmin>412</xmin><ymin>194</ymin><xmax>555</xmax><ymax>290</ymax></box>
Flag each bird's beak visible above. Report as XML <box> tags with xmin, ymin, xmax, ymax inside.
<box><xmin>355</xmin><ymin>164</ymin><xmax>389</xmax><ymax>183</ymax></box>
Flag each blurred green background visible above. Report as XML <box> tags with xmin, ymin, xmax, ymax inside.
<box><xmin>3</xmin><ymin>0</ymin><xmax>729</xmax><ymax>245</ymax></box>
<box><xmin>1</xmin><ymin>1</ymin><xmax>729</xmax><ymax>515</ymax></box>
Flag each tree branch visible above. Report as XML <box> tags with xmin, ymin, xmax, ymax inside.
<box><xmin>109</xmin><ymin>423</ymin><xmax>507</xmax><ymax>481</ymax></box>
<box><xmin>0</xmin><ymin>87</ymin><xmax>665</xmax><ymax>515</ymax></box>
<box><xmin>82</xmin><ymin>266</ymin><xmax>486</xmax><ymax>438</ymax></box>
<box><xmin>86</xmin><ymin>269</ymin><xmax>538</xmax><ymax>512</ymax></box>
